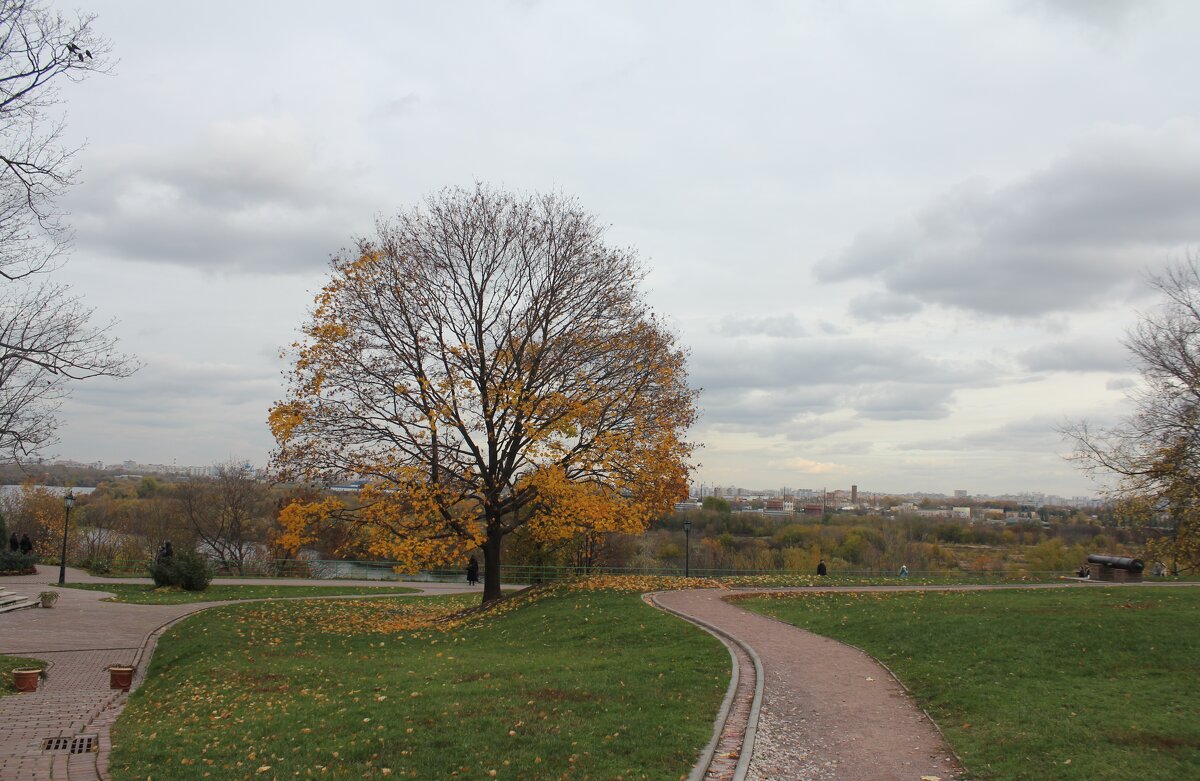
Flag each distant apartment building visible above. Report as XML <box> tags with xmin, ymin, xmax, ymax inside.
<box><xmin>763</xmin><ymin>499</ymin><xmax>794</xmax><ymax>516</ymax></box>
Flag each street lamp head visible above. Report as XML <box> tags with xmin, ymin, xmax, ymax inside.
<box><xmin>64</xmin><ymin>490</ymin><xmax>75</xmax><ymax>509</ymax></box>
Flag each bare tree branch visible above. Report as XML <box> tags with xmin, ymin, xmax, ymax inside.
<box><xmin>0</xmin><ymin>2</ymin><xmax>132</xmax><ymax>461</ymax></box>
<box><xmin>0</xmin><ymin>0</ymin><xmax>112</xmax><ymax>280</ymax></box>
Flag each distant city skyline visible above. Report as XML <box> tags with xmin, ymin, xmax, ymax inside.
<box><xmin>35</xmin><ymin>456</ymin><xmax>1103</xmax><ymax>504</ymax></box>
<box><xmin>38</xmin><ymin>1</ymin><xmax>1200</xmax><ymax>498</ymax></box>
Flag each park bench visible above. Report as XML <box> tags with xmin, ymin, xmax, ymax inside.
<box><xmin>1086</xmin><ymin>554</ymin><xmax>1144</xmax><ymax>583</ymax></box>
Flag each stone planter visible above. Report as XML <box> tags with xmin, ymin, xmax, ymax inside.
<box><xmin>12</xmin><ymin>668</ymin><xmax>42</xmax><ymax>693</ymax></box>
<box><xmin>108</xmin><ymin>665</ymin><xmax>134</xmax><ymax>691</ymax></box>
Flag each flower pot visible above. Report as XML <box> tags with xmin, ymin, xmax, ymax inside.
<box><xmin>13</xmin><ymin>668</ymin><xmax>42</xmax><ymax>693</ymax></box>
<box><xmin>108</xmin><ymin>666</ymin><xmax>134</xmax><ymax>691</ymax></box>
<box><xmin>40</xmin><ymin>594</ymin><xmax>56</xmax><ymax>608</ymax></box>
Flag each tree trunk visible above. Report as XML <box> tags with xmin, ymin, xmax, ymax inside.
<box><xmin>482</xmin><ymin>529</ymin><xmax>503</xmax><ymax>603</ymax></box>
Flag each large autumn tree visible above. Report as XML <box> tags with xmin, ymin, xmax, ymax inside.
<box><xmin>270</xmin><ymin>185</ymin><xmax>696</xmax><ymax>601</ymax></box>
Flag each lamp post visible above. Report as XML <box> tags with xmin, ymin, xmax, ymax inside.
<box><xmin>683</xmin><ymin>519</ymin><xmax>691</xmax><ymax>578</ymax></box>
<box><xmin>57</xmin><ymin>490</ymin><xmax>74</xmax><ymax>585</ymax></box>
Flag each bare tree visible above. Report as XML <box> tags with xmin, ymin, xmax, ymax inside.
<box><xmin>1064</xmin><ymin>260</ymin><xmax>1200</xmax><ymax>573</ymax></box>
<box><xmin>0</xmin><ymin>2</ymin><xmax>132</xmax><ymax>460</ymax></box>
<box><xmin>0</xmin><ymin>280</ymin><xmax>132</xmax><ymax>456</ymax></box>
<box><xmin>0</xmin><ymin>0</ymin><xmax>111</xmax><ymax>279</ymax></box>
<box><xmin>177</xmin><ymin>463</ymin><xmax>272</xmax><ymax>574</ymax></box>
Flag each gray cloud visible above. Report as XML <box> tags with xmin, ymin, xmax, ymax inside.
<box><xmin>1106</xmin><ymin>377</ymin><xmax>1136</xmax><ymax>391</ymax></box>
<box><xmin>66</xmin><ymin>119</ymin><xmax>374</xmax><ymax>273</ymax></box>
<box><xmin>713</xmin><ymin>313</ymin><xmax>806</xmax><ymax>338</ymax></box>
<box><xmin>1017</xmin><ymin>337</ymin><xmax>1131</xmax><ymax>372</ymax></box>
<box><xmin>1021</xmin><ymin>0</ymin><xmax>1155</xmax><ymax>32</ymax></box>
<box><xmin>901</xmin><ymin>416</ymin><xmax>1064</xmax><ymax>453</ymax></box>
<box><xmin>692</xmin><ymin>337</ymin><xmax>1000</xmax><ymax>438</ymax></box>
<box><xmin>701</xmin><ymin>386</ymin><xmax>845</xmax><ymax>427</ymax></box>
<box><xmin>849</xmin><ymin>383</ymin><xmax>956</xmax><ymax>421</ymax></box>
<box><xmin>693</xmin><ymin>338</ymin><xmax>992</xmax><ymax>393</ymax></box>
<box><xmin>57</xmin><ymin>353</ymin><xmax>279</xmax><ymax>465</ymax></box>
<box><xmin>67</xmin><ymin>355</ymin><xmax>276</xmax><ymax>416</ymax></box>
<box><xmin>819</xmin><ymin>126</ymin><xmax>1200</xmax><ymax>319</ymax></box>
<box><xmin>847</xmin><ymin>292</ymin><xmax>923</xmax><ymax>322</ymax></box>
<box><xmin>368</xmin><ymin>92</ymin><xmax>424</xmax><ymax>124</ymax></box>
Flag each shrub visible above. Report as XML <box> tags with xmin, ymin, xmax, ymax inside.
<box><xmin>0</xmin><ymin>549</ymin><xmax>37</xmax><ymax>575</ymax></box>
<box><xmin>148</xmin><ymin>549</ymin><xmax>212</xmax><ymax>591</ymax></box>
<box><xmin>80</xmin><ymin>556</ymin><xmax>112</xmax><ymax>576</ymax></box>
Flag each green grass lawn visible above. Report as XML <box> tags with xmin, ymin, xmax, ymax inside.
<box><xmin>109</xmin><ymin>585</ymin><xmax>729</xmax><ymax>780</ymax></box>
<box><xmin>736</xmin><ymin>586</ymin><xmax>1200</xmax><ymax>781</ymax></box>
<box><xmin>60</xmin><ymin>583</ymin><xmax>419</xmax><ymax>604</ymax></box>
<box><xmin>1</xmin><ymin>653</ymin><xmax>47</xmax><ymax>696</ymax></box>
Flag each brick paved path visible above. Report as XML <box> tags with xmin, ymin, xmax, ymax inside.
<box><xmin>0</xmin><ymin>566</ymin><xmax>477</xmax><ymax>781</ymax></box>
<box><xmin>655</xmin><ymin>589</ymin><xmax>964</xmax><ymax>781</ymax></box>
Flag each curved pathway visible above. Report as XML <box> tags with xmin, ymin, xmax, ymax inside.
<box><xmin>658</xmin><ymin>588</ymin><xmax>962</xmax><ymax>781</ymax></box>
<box><xmin>661</xmin><ymin>580</ymin><xmax>1200</xmax><ymax>781</ymax></box>
<box><xmin>0</xmin><ymin>566</ymin><xmax>478</xmax><ymax>781</ymax></box>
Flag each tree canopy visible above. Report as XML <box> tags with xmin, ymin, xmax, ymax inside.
<box><xmin>270</xmin><ymin>185</ymin><xmax>697</xmax><ymax>600</ymax></box>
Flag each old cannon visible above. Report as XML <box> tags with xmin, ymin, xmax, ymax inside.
<box><xmin>1086</xmin><ymin>554</ymin><xmax>1145</xmax><ymax>582</ymax></box>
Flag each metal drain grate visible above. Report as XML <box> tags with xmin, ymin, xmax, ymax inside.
<box><xmin>42</xmin><ymin>735</ymin><xmax>97</xmax><ymax>754</ymax></box>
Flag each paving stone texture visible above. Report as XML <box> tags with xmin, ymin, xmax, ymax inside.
<box><xmin>0</xmin><ymin>566</ymin><xmax>477</xmax><ymax>781</ymax></box>
<box><xmin>657</xmin><ymin>588</ymin><xmax>965</xmax><ymax>781</ymax></box>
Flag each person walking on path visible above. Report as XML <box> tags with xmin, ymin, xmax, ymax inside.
<box><xmin>817</xmin><ymin>559</ymin><xmax>827</xmax><ymax>577</ymax></box>
<box><xmin>466</xmin><ymin>555</ymin><xmax>480</xmax><ymax>586</ymax></box>
<box><xmin>900</xmin><ymin>564</ymin><xmax>909</xmax><ymax>578</ymax></box>
<box><xmin>18</xmin><ymin>534</ymin><xmax>32</xmax><ymax>554</ymax></box>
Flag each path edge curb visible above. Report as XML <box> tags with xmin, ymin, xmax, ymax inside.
<box><xmin>723</xmin><ymin>589</ymin><xmax>970</xmax><ymax>778</ymax></box>
<box><xmin>646</xmin><ymin>590</ymin><xmax>765</xmax><ymax>781</ymax></box>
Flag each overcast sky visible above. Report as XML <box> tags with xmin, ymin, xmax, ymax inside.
<box><xmin>42</xmin><ymin>0</ymin><xmax>1200</xmax><ymax>497</ymax></box>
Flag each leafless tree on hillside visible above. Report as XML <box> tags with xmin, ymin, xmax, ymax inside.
<box><xmin>0</xmin><ymin>1</ymin><xmax>133</xmax><ymax>461</ymax></box>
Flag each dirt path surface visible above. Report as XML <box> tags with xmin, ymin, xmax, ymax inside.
<box><xmin>656</xmin><ymin>589</ymin><xmax>963</xmax><ymax>781</ymax></box>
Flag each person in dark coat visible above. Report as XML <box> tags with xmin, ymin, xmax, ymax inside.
<box><xmin>19</xmin><ymin>534</ymin><xmax>33</xmax><ymax>554</ymax></box>
<box><xmin>466</xmin><ymin>555</ymin><xmax>480</xmax><ymax>586</ymax></box>
<box><xmin>8</xmin><ymin>532</ymin><xmax>17</xmax><ymax>552</ymax></box>
<box><xmin>816</xmin><ymin>559</ymin><xmax>827</xmax><ymax>577</ymax></box>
